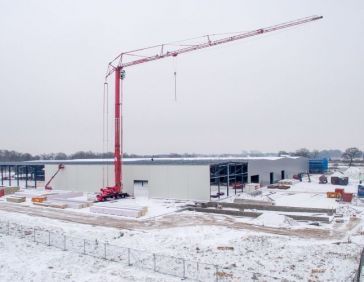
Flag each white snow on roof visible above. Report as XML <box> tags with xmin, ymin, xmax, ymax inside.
<box><xmin>27</xmin><ymin>155</ymin><xmax>303</xmax><ymax>165</ymax></box>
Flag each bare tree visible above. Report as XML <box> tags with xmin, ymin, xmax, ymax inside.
<box><xmin>278</xmin><ymin>151</ymin><xmax>289</xmax><ymax>157</ymax></box>
<box><xmin>342</xmin><ymin>147</ymin><xmax>362</xmax><ymax>167</ymax></box>
<box><xmin>293</xmin><ymin>148</ymin><xmax>311</xmax><ymax>158</ymax></box>
<box><xmin>311</xmin><ymin>150</ymin><xmax>320</xmax><ymax>159</ymax></box>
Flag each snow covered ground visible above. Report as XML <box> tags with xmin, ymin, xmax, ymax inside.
<box><xmin>0</xmin><ymin>191</ymin><xmax>187</xmax><ymax>220</ymax></box>
<box><xmin>0</xmin><ymin>233</ymin><xmax>179</xmax><ymax>282</ymax></box>
<box><xmin>1</xmin><ymin>166</ymin><xmax>364</xmax><ymax>281</ymax></box>
<box><xmin>0</xmin><ymin>207</ymin><xmax>363</xmax><ymax>281</ymax></box>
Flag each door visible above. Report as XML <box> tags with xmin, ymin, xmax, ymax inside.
<box><xmin>281</xmin><ymin>170</ymin><xmax>285</xmax><ymax>180</ymax></box>
<box><xmin>250</xmin><ymin>175</ymin><xmax>259</xmax><ymax>183</ymax></box>
<box><xmin>270</xmin><ymin>172</ymin><xmax>274</xmax><ymax>184</ymax></box>
<box><xmin>133</xmin><ymin>180</ymin><xmax>149</xmax><ymax>199</ymax></box>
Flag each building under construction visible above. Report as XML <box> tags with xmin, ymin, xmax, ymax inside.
<box><xmin>34</xmin><ymin>156</ymin><xmax>307</xmax><ymax>201</ymax></box>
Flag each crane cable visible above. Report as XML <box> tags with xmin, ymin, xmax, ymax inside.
<box><xmin>102</xmin><ymin>82</ymin><xmax>110</xmax><ymax>187</ymax></box>
<box><xmin>105</xmin><ymin>82</ymin><xmax>109</xmax><ymax>186</ymax></box>
<box><xmin>174</xmin><ymin>56</ymin><xmax>177</xmax><ymax>102</ymax></box>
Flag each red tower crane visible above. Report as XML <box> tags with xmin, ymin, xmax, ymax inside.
<box><xmin>96</xmin><ymin>15</ymin><xmax>323</xmax><ymax>202</ymax></box>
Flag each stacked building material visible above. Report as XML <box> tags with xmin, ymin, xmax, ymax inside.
<box><xmin>0</xmin><ymin>187</ymin><xmax>20</xmax><ymax>197</ymax></box>
<box><xmin>33</xmin><ymin>201</ymin><xmax>68</xmax><ymax>209</ymax></box>
<box><xmin>90</xmin><ymin>205</ymin><xmax>148</xmax><ymax>218</ymax></box>
<box><xmin>3</xmin><ymin>187</ymin><xmax>20</xmax><ymax>195</ymax></box>
<box><xmin>278</xmin><ymin>179</ymin><xmax>299</xmax><ymax>186</ymax></box>
<box><xmin>31</xmin><ymin>196</ymin><xmax>47</xmax><ymax>203</ymax></box>
<box><xmin>15</xmin><ymin>190</ymin><xmax>58</xmax><ymax>198</ymax></box>
<box><xmin>46</xmin><ymin>191</ymin><xmax>83</xmax><ymax>200</ymax></box>
<box><xmin>331</xmin><ymin>176</ymin><xmax>349</xmax><ymax>186</ymax></box>
<box><xmin>44</xmin><ymin>197</ymin><xmax>92</xmax><ymax>209</ymax></box>
<box><xmin>244</xmin><ymin>183</ymin><xmax>260</xmax><ymax>193</ymax></box>
<box><xmin>326</xmin><ymin>192</ymin><xmax>340</xmax><ymax>198</ymax></box>
<box><xmin>6</xmin><ymin>196</ymin><xmax>26</xmax><ymax>203</ymax></box>
<box><xmin>267</xmin><ymin>184</ymin><xmax>290</xmax><ymax>190</ymax></box>
<box><xmin>234</xmin><ymin>198</ymin><xmax>274</xmax><ymax>205</ymax></box>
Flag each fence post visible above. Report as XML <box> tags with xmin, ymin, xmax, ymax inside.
<box><xmin>63</xmin><ymin>235</ymin><xmax>66</xmax><ymax>251</ymax></box>
<box><xmin>153</xmin><ymin>254</ymin><xmax>156</xmax><ymax>272</ymax></box>
<box><xmin>48</xmin><ymin>231</ymin><xmax>51</xmax><ymax>246</ymax></box>
<box><xmin>128</xmin><ymin>248</ymin><xmax>131</xmax><ymax>266</ymax></box>
<box><xmin>215</xmin><ymin>265</ymin><xmax>219</xmax><ymax>282</ymax></box>
<box><xmin>83</xmin><ymin>239</ymin><xmax>86</xmax><ymax>255</ymax></box>
<box><xmin>7</xmin><ymin>221</ymin><xmax>9</xmax><ymax>235</ymax></box>
<box><xmin>196</xmin><ymin>262</ymin><xmax>200</xmax><ymax>280</ymax></box>
<box><xmin>33</xmin><ymin>227</ymin><xmax>36</xmax><ymax>242</ymax></box>
<box><xmin>104</xmin><ymin>242</ymin><xmax>107</xmax><ymax>260</ymax></box>
<box><xmin>182</xmin><ymin>259</ymin><xmax>186</xmax><ymax>279</ymax></box>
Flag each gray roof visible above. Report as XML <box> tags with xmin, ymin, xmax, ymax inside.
<box><xmin>0</xmin><ymin>156</ymin><xmax>304</xmax><ymax>166</ymax></box>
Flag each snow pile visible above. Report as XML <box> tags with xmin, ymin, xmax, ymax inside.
<box><xmin>251</xmin><ymin>212</ymin><xmax>298</xmax><ymax>228</ymax></box>
<box><xmin>331</xmin><ymin>171</ymin><xmax>345</xmax><ymax>178</ymax></box>
<box><xmin>336</xmin><ymin>205</ymin><xmax>361</xmax><ymax>217</ymax></box>
<box><xmin>344</xmin><ymin>167</ymin><xmax>364</xmax><ymax>180</ymax></box>
<box><xmin>235</xmin><ymin>192</ymin><xmax>272</xmax><ymax>203</ymax></box>
<box><xmin>331</xmin><ymin>167</ymin><xmax>364</xmax><ymax>181</ymax></box>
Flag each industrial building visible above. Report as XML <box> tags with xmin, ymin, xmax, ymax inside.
<box><xmin>34</xmin><ymin>156</ymin><xmax>308</xmax><ymax>201</ymax></box>
<box><xmin>0</xmin><ymin>156</ymin><xmax>308</xmax><ymax>201</ymax></box>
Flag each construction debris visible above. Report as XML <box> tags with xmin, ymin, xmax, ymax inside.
<box><xmin>217</xmin><ymin>246</ymin><xmax>234</xmax><ymax>251</ymax></box>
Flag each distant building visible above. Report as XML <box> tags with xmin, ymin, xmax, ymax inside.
<box><xmin>309</xmin><ymin>159</ymin><xmax>328</xmax><ymax>174</ymax></box>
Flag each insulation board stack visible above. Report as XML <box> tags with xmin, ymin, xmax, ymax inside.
<box><xmin>6</xmin><ymin>196</ymin><xmax>26</xmax><ymax>203</ymax></box>
<box><xmin>48</xmin><ymin>198</ymin><xmax>93</xmax><ymax>209</ymax></box>
<box><xmin>244</xmin><ymin>183</ymin><xmax>260</xmax><ymax>193</ymax></box>
<box><xmin>234</xmin><ymin>198</ymin><xmax>274</xmax><ymax>205</ymax></box>
<box><xmin>3</xmin><ymin>187</ymin><xmax>20</xmax><ymax>195</ymax></box>
<box><xmin>278</xmin><ymin>179</ymin><xmax>299</xmax><ymax>186</ymax></box>
<box><xmin>90</xmin><ymin>205</ymin><xmax>148</xmax><ymax>218</ymax></box>
<box><xmin>31</xmin><ymin>196</ymin><xmax>47</xmax><ymax>203</ymax></box>
<box><xmin>33</xmin><ymin>201</ymin><xmax>68</xmax><ymax>209</ymax></box>
<box><xmin>15</xmin><ymin>191</ymin><xmax>58</xmax><ymax>198</ymax></box>
<box><xmin>46</xmin><ymin>191</ymin><xmax>83</xmax><ymax>200</ymax></box>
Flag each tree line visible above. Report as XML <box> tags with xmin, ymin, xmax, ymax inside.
<box><xmin>0</xmin><ymin>150</ymin><xmax>199</xmax><ymax>162</ymax></box>
<box><xmin>279</xmin><ymin>147</ymin><xmax>363</xmax><ymax>166</ymax></box>
<box><xmin>0</xmin><ymin>148</ymin><xmax>362</xmax><ymax>163</ymax></box>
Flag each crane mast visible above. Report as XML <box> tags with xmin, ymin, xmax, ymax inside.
<box><xmin>96</xmin><ymin>15</ymin><xmax>323</xmax><ymax>201</ymax></box>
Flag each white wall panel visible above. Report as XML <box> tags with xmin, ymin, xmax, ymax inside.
<box><xmin>45</xmin><ymin>164</ymin><xmax>210</xmax><ymax>201</ymax></box>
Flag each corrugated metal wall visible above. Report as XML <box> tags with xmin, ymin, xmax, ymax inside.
<box><xmin>247</xmin><ymin>157</ymin><xmax>309</xmax><ymax>185</ymax></box>
<box><xmin>45</xmin><ymin>164</ymin><xmax>210</xmax><ymax>201</ymax></box>
<box><xmin>45</xmin><ymin>157</ymin><xmax>308</xmax><ymax>200</ymax></box>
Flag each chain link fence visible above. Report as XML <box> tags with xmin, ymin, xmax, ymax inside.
<box><xmin>355</xmin><ymin>248</ymin><xmax>364</xmax><ymax>282</ymax></box>
<box><xmin>0</xmin><ymin>220</ymin><xmax>235</xmax><ymax>281</ymax></box>
<box><xmin>0</xmin><ymin>219</ymin><xmax>292</xmax><ymax>281</ymax></box>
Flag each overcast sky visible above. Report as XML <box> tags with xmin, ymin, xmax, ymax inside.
<box><xmin>0</xmin><ymin>0</ymin><xmax>363</xmax><ymax>155</ymax></box>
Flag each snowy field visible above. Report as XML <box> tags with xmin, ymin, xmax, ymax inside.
<box><xmin>1</xmin><ymin>206</ymin><xmax>364</xmax><ymax>281</ymax></box>
<box><xmin>0</xmin><ymin>233</ymin><xmax>178</xmax><ymax>282</ymax></box>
